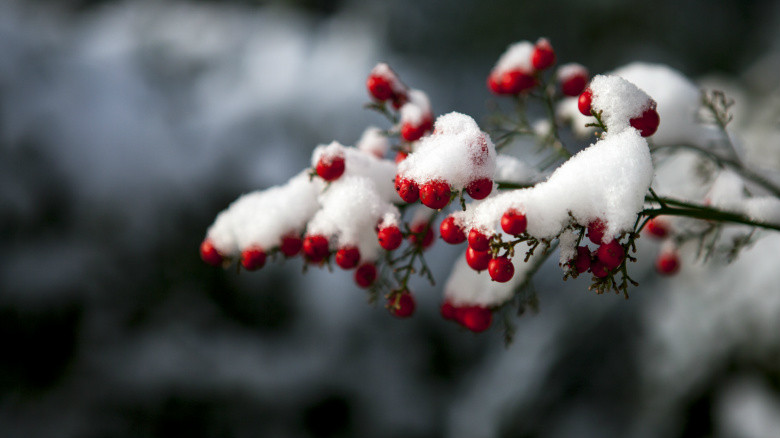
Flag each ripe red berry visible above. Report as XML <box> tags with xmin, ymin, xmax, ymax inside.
<box><xmin>316</xmin><ymin>155</ymin><xmax>345</xmax><ymax>182</ymax></box>
<box><xmin>560</xmin><ymin>71</ymin><xmax>588</xmax><ymax>97</ymax></box>
<box><xmin>240</xmin><ymin>246</ymin><xmax>267</xmax><ymax>271</ymax></box>
<box><xmin>587</xmin><ymin>219</ymin><xmax>606</xmax><ymax>244</ymax></box>
<box><xmin>501</xmin><ymin>69</ymin><xmax>536</xmax><ymax>94</ymax></box>
<box><xmin>466</xmin><ymin>247</ymin><xmax>491</xmax><ymax>271</ymax></box>
<box><xmin>578</xmin><ymin>88</ymin><xmax>593</xmax><ymax>116</ymax></box>
<box><xmin>440</xmin><ymin>215</ymin><xmax>466</xmax><ymax>244</ymax></box>
<box><xmin>395</xmin><ymin>151</ymin><xmax>408</xmax><ymax>164</ymax></box>
<box><xmin>419</xmin><ymin>180</ymin><xmax>451</xmax><ymax>210</ymax></box>
<box><xmin>468</xmin><ymin>229</ymin><xmax>491</xmax><ymax>252</ymax></box>
<box><xmin>440</xmin><ymin>301</ymin><xmax>457</xmax><ymax>320</ymax></box>
<box><xmin>366</xmin><ymin>74</ymin><xmax>394</xmax><ymax>101</ymax></box>
<box><xmin>335</xmin><ymin>246</ymin><xmax>361</xmax><ymax>269</ymax></box>
<box><xmin>488</xmin><ymin>256</ymin><xmax>514</xmax><ymax>282</ymax></box>
<box><xmin>354</xmin><ymin>263</ymin><xmax>378</xmax><ymax>288</ymax></box>
<box><xmin>303</xmin><ymin>235</ymin><xmax>329</xmax><ymax>263</ymax></box>
<box><xmin>590</xmin><ymin>259</ymin><xmax>609</xmax><ymax>278</ymax></box>
<box><xmin>199</xmin><ymin>238</ymin><xmax>223</xmax><ymax>266</ymax></box>
<box><xmin>378</xmin><ymin>225</ymin><xmax>403</xmax><ymax>251</ymax></box>
<box><xmin>572</xmin><ymin>245</ymin><xmax>591</xmax><ymax>273</ymax></box>
<box><xmin>597</xmin><ymin>240</ymin><xmax>625</xmax><ymax>270</ymax></box>
<box><xmin>629</xmin><ymin>106</ymin><xmax>660</xmax><ymax>137</ymax></box>
<box><xmin>500</xmin><ymin>209</ymin><xmax>527</xmax><ymax>235</ymax></box>
<box><xmin>401</xmin><ymin>122</ymin><xmax>425</xmax><ymax>142</ymax></box>
<box><xmin>459</xmin><ymin>306</ymin><xmax>492</xmax><ymax>333</ymax></box>
<box><xmin>409</xmin><ymin>222</ymin><xmax>434</xmax><ymax>249</ymax></box>
<box><xmin>645</xmin><ymin>218</ymin><xmax>669</xmax><ymax>239</ymax></box>
<box><xmin>531</xmin><ymin>38</ymin><xmax>556</xmax><ymax>70</ymax></box>
<box><xmin>389</xmin><ymin>292</ymin><xmax>415</xmax><ymax>318</ymax></box>
<box><xmin>280</xmin><ymin>234</ymin><xmax>303</xmax><ymax>257</ymax></box>
<box><xmin>395</xmin><ymin>175</ymin><xmax>419</xmax><ymax>204</ymax></box>
<box><xmin>656</xmin><ymin>251</ymin><xmax>680</xmax><ymax>275</ymax></box>
<box><xmin>487</xmin><ymin>73</ymin><xmax>504</xmax><ymax>94</ymax></box>
<box><xmin>465</xmin><ymin>178</ymin><xmax>493</xmax><ymax>200</ymax></box>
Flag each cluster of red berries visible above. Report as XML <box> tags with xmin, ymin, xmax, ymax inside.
<box><xmin>200</xmin><ymin>232</ymin><xmax>305</xmax><ymax>272</ymax></box>
<box><xmin>643</xmin><ymin>217</ymin><xmax>681</xmax><ymax>276</ymax></box>
<box><xmin>440</xmin><ymin>301</ymin><xmax>493</xmax><ymax>333</ymax></box>
<box><xmin>577</xmin><ymin>88</ymin><xmax>660</xmax><ymax>137</ymax></box>
<box><xmin>394</xmin><ymin>176</ymin><xmax>494</xmax><ymax>210</ymax></box>
<box><xmin>366</xmin><ymin>64</ymin><xmax>433</xmax><ymax>142</ymax></box>
<box><xmin>567</xmin><ymin>219</ymin><xmax>627</xmax><ymax>278</ymax></box>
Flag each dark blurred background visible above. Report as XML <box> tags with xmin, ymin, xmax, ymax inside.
<box><xmin>3</xmin><ymin>0</ymin><xmax>780</xmax><ymax>437</ymax></box>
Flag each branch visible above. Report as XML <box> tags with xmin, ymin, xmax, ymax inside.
<box><xmin>641</xmin><ymin>195</ymin><xmax>780</xmax><ymax>232</ymax></box>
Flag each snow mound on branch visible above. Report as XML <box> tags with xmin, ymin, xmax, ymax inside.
<box><xmin>206</xmin><ymin>170</ymin><xmax>324</xmax><ymax>255</ymax></box>
<box><xmin>356</xmin><ymin>126</ymin><xmax>390</xmax><ymax>158</ymax></box>
<box><xmin>492</xmin><ymin>41</ymin><xmax>534</xmax><ymax>75</ymax></box>
<box><xmin>494</xmin><ymin>154</ymin><xmax>542</xmax><ymax>185</ymax></box>
<box><xmin>468</xmin><ymin>128</ymin><xmax>653</xmax><ymax>242</ymax></box>
<box><xmin>397</xmin><ymin>112</ymin><xmax>496</xmax><ymax>189</ymax></box>
<box><xmin>399</xmin><ymin>89</ymin><xmax>432</xmax><ymax>126</ymax></box>
<box><xmin>557</xmin><ymin>63</ymin><xmax>587</xmax><ymax>83</ymax></box>
<box><xmin>590</xmin><ymin>75</ymin><xmax>654</xmax><ymax>135</ymax></box>
<box><xmin>312</xmin><ymin>141</ymin><xmax>398</xmax><ymax>201</ymax></box>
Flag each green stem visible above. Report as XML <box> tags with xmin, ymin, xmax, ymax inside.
<box><xmin>641</xmin><ymin>196</ymin><xmax>780</xmax><ymax>232</ymax></box>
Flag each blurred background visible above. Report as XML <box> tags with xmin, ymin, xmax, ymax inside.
<box><xmin>3</xmin><ymin>0</ymin><xmax>780</xmax><ymax>437</ymax></box>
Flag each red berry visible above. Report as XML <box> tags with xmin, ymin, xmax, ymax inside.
<box><xmin>395</xmin><ymin>151</ymin><xmax>408</xmax><ymax>164</ymax></box>
<box><xmin>578</xmin><ymin>89</ymin><xmax>593</xmax><ymax>116</ymax></box>
<box><xmin>440</xmin><ymin>301</ymin><xmax>457</xmax><ymax>320</ymax></box>
<box><xmin>465</xmin><ymin>178</ymin><xmax>493</xmax><ymax>200</ymax></box>
<box><xmin>401</xmin><ymin>117</ymin><xmax>433</xmax><ymax>142</ymax></box>
<box><xmin>590</xmin><ymin>259</ymin><xmax>609</xmax><ymax>278</ymax></box>
<box><xmin>500</xmin><ymin>209</ymin><xmax>527</xmax><ymax>235</ymax></box>
<box><xmin>645</xmin><ymin>218</ymin><xmax>669</xmax><ymax>239</ymax></box>
<box><xmin>409</xmin><ymin>222</ymin><xmax>434</xmax><ymax>249</ymax></box>
<box><xmin>419</xmin><ymin>180</ymin><xmax>451</xmax><ymax>210</ymax></box>
<box><xmin>440</xmin><ymin>215</ymin><xmax>466</xmax><ymax>244</ymax></box>
<box><xmin>466</xmin><ymin>247</ymin><xmax>491</xmax><ymax>271</ymax></box>
<box><xmin>459</xmin><ymin>306</ymin><xmax>492</xmax><ymax>333</ymax></box>
<box><xmin>560</xmin><ymin>72</ymin><xmax>587</xmax><ymax>97</ymax></box>
<box><xmin>316</xmin><ymin>155</ymin><xmax>345</xmax><ymax>182</ymax></box>
<box><xmin>587</xmin><ymin>219</ymin><xmax>606</xmax><ymax>244</ymax></box>
<box><xmin>572</xmin><ymin>245</ymin><xmax>591</xmax><ymax>273</ymax></box>
<box><xmin>468</xmin><ymin>229</ymin><xmax>491</xmax><ymax>252</ymax></box>
<box><xmin>366</xmin><ymin>74</ymin><xmax>393</xmax><ymax>101</ymax></box>
<box><xmin>531</xmin><ymin>38</ymin><xmax>556</xmax><ymax>70</ymax></box>
<box><xmin>378</xmin><ymin>225</ymin><xmax>403</xmax><ymax>251</ymax></box>
<box><xmin>354</xmin><ymin>263</ymin><xmax>377</xmax><ymax>288</ymax></box>
<box><xmin>389</xmin><ymin>292</ymin><xmax>415</xmax><ymax>318</ymax></box>
<box><xmin>656</xmin><ymin>251</ymin><xmax>680</xmax><ymax>275</ymax></box>
<box><xmin>597</xmin><ymin>240</ymin><xmax>625</xmax><ymax>271</ymax></box>
<box><xmin>240</xmin><ymin>246</ymin><xmax>267</xmax><ymax>271</ymax></box>
<box><xmin>501</xmin><ymin>70</ymin><xmax>536</xmax><ymax>94</ymax></box>
<box><xmin>488</xmin><ymin>256</ymin><xmax>514</xmax><ymax>282</ymax></box>
<box><xmin>335</xmin><ymin>246</ymin><xmax>361</xmax><ymax>269</ymax></box>
<box><xmin>280</xmin><ymin>234</ymin><xmax>302</xmax><ymax>257</ymax></box>
<box><xmin>487</xmin><ymin>73</ymin><xmax>503</xmax><ymax>94</ymax></box>
<box><xmin>395</xmin><ymin>175</ymin><xmax>420</xmax><ymax>204</ymax></box>
<box><xmin>199</xmin><ymin>239</ymin><xmax>223</xmax><ymax>267</ymax></box>
<box><xmin>303</xmin><ymin>235</ymin><xmax>329</xmax><ymax>263</ymax></box>
<box><xmin>630</xmin><ymin>106</ymin><xmax>660</xmax><ymax>137</ymax></box>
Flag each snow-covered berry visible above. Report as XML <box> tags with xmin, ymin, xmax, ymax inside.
<box><xmin>316</xmin><ymin>154</ymin><xmax>345</xmax><ymax>182</ymax></box>
<box><xmin>629</xmin><ymin>106</ymin><xmax>660</xmax><ymax>137</ymax></box>
<box><xmin>488</xmin><ymin>256</ymin><xmax>514</xmax><ymax>282</ymax></box>
<box><xmin>389</xmin><ymin>292</ymin><xmax>415</xmax><ymax>318</ymax></box>
<box><xmin>366</xmin><ymin>74</ymin><xmax>393</xmax><ymax>101</ymax></box>
<box><xmin>465</xmin><ymin>178</ymin><xmax>493</xmax><ymax>200</ymax></box>
<box><xmin>378</xmin><ymin>225</ymin><xmax>403</xmax><ymax>250</ymax></box>
<box><xmin>500</xmin><ymin>70</ymin><xmax>536</xmax><ymax>94</ymax></box>
<box><xmin>354</xmin><ymin>263</ymin><xmax>378</xmax><ymax>288</ymax></box>
<box><xmin>240</xmin><ymin>246</ymin><xmax>267</xmax><ymax>271</ymax></box>
<box><xmin>401</xmin><ymin>118</ymin><xmax>433</xmax><ymax>142</ymax></box>
<box><xmin>466</xmin><ymin>247</ymin><xmax>491</xmax><ymax>271</ymax></box>
<box><xmin>587</xmin><ymin>219</ymin><xmax>606</xmax><ymax>244</ymax></box>
<box><xmin>200</xmin><ymin>239</ymin><xmax>224</xmax><ymax>267</ymax></box>
<box><xmin>468</xmin><ymin>229</ymin><xmax>491</xmax><ymax>252</ymax></box>
<box><xmin>303</xmin><ymin>235</ymin><xmax>329</xmax><ymax>263</ymax></box>
<box><xmin>395</xmin><ymin>175</ymin><xmax>420</xmax><ymax>204</ymax></box>
<box><xmin>500</xmin><ymin>209</ymin><xmax>527</xmax><ymax>235</ymax></box>
<box><xmin>531</xmin><ymin>38</ymin><xmax>555</xmax><ymax>70</ymax></box>
<box><xmin>558</xmin><ymin>63</ymin><xmax>588</xmax><ymax>97</ymax></box>
<box><xmin>335</xmin><ymin>246</ymin><xmax>361</xmax><ymax>270</ymax></box>
<box><xmin>419</xmin><ymin>180</ymin><xmax>451</xmax><ymax>210</ymax></box>
<box><xmin>578</xmin><ymin>88</ymin><xmax>593</xmax><ymax>116</ymax></box>
<box><xmin>440</xmin><ymin>215</ymin><xmax>467</xmax><ymax>244</ymax></box>
<box><xmin>656</xmin><ymin>251</ymin><xmax>680</xmax><ymax>275</ymax></box>
<box><xmin>280</xmin><ymin>234</ymin><xmax>303</xmax><ymax>257</ymax></box>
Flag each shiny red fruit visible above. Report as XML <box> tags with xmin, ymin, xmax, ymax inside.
<box><xmin>587</xmin><ymin>219</ymin><xmax>606</xmax><ymax>245</ymax></box>
<box><xmin>377</xmin><ymin>226</ymin><xmax>403</xmax><ymax>251</ymax></box>
<box><xmin>630</xmin><ymin>107</ymin><xmax>660</xmax><ymax>137</ymax></box>
<box><xmin>354</xmin><ymin>263</ymin><xmax>378</xmax><ymax>288</ymax></box>
<box><xmin>487</xmin><ymin>73</ymin><xmax>503</xmax><ymax>94</ymax></box>
<box><xmin>561</xmin><ymin>72</ymin><xmax>587</xmax><ymax>97</ymax></box>
<box><xmin>501</xmin><ymin>69</ymin><xmax>536</xmax><ymax>94</ymax></box>
<box><xmin>531</xmin><ymin>39</ymin><xmax>556</xmax><ymax>70</ymax></box>
<box><xmin>466</xmin><ymin>247</ymin><xmax>491</xmax><ymax>271</ymax></box>
<box><xmin>500</xmin><ymin>209</ymin><xmax>527</xmax><ymax>235</ymax></box>
<box><xmin>335</xmin><ymin>246</ymin><xmax>360</xmax><ymax>269</ymax></box>
<box><xmin>200</xmin><ymin>239</ymin><xmax>224</xmax><ymax>266</ymax></box>
<box><xmin>656</xmin><ymin>252</ymin><xmax>680</xmax><ymax>275</ymax></box>
<box><xmin>280</xmin><ymin>234</ymin><xmax>302</xmax><ymax>257</ymax></box>
<box><xmin>468</xmin><ymin>229</ymin><xmax>491</xmax><ymax>252</ymax></box>
<box><xmin>488</xmin><ymin>256</ymin><xmax>514</xmax><ymax>282</ymax></box>
<box><xmin>316</xmin><ymin>155</ymin><xmax>345</xmax><ymax>182</ymax></box>
<box><xmin>303</xmin><ymin>235</ymin><xmax>329</xmax><ymax>263</ymax></box>
<box><xmin>419</xmin><ymin>180</ymin><xmax>451</xmax><ymax>210</ymax></box>
<box><xmin>439</xmin><ymin>215</ymin><xmax>466</xmax><ymax>244</ymax></box>
<box><xmin>409</xmin><ymin>222</ymin><xmax>434</xmax><ymax>249</ymax></box>
<box><xmin>389</xmin><ymin>292</ymin><xmax>415</xmax><ymax>318</ymax></box>
<box><xmin>645</xmin><ymin>218</ymin><xmax>669</xmax><ymax>239</ymax></box>
<box><xmin>366</xmin><ymin>74</ymin><xmax>393</xmax><ymax>101</ymax></box>
<box><xmin>578</xmin><ymin>89</ymin><xmax>593</xmax><ymax>116</ymax></box>
<box><xmin>241</xmin><ymin>246</ymin><xmax>267</xmax><ymax>271</ymax></box>
<box><xmin>590</xmin><ymin>259</ymin><xmax>609</xmax><ymax>278</ymax></box>
<box><xmin>573</xmin><ymin>245</ymin><xmax>591</xmax><ymax>273</ymax></box>
<box><xmin>597</xmin><ymin>240</ymin><xmax>625</xmax><ymax>271</ymax></box>
<box><xmin>465</xmin><ymin>178</ymin><xmax>493</xmax><ymax>200</ymax></box>
<box><xmin>459</xmin><ymin>306</ymin><xmax>492</xmax><ymax>333</ymax></box>
<box><xmin>395</xmin><ymin>175</ymin><xmax>420</xmax><ymax>204</ymax></box>
<box><xmin>440</xmin><ymin>301</ymin><xmax>457</xmax><ymax>320</ymax></box>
